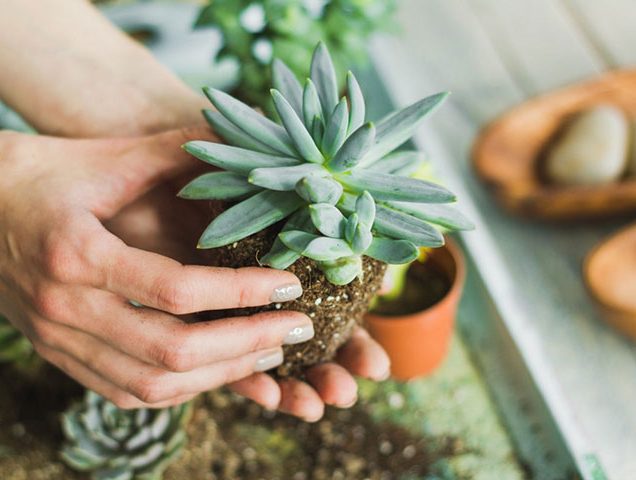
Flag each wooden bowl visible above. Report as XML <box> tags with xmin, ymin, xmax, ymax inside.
<box><xmin>584</xmin><ymin>223</ymin><xmax>636</xmax><ymax>340</ymax></box>
<box><xmin>472</xmin><ymin>69</ymin><xmax>636</xmax><ymax>220</ymax></box>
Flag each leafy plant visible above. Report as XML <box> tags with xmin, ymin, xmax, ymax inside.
<box><xmin>0</xmin><ymin>315</ymin><xmax>34</xmax><ymax>364</ymax></box>
<box><xmin>180</xmin><ymin>42</ymin><xmax>472</xmax><ymax>285</ymax></box>
<box><xmin>195</xmin><ymin>0</ymin><xmax>397</xmax><ymax>108</ymax></box>
<box><xmin>61</xmin><ymin>391</ymin><xmax>191</xmax><ymax>480</ymax></box>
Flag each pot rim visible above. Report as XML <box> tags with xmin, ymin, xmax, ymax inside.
<box><xmin>366</xmin><ymin>236</ymin><xmax>466</xmax><ymax>323</ymax></box>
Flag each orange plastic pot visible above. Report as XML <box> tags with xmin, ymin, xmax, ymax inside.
<box><xmin>365</xmin><ymin>238</ymin><xmax>466</xmax><ymax>381</ymax></box>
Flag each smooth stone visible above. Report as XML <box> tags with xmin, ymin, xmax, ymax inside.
<box><xmin>545</xmin><ymin>105</ymin><xmax>628</xmax><ymax>185</ymax></box>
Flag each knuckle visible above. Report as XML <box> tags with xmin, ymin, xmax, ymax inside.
<box><xmin>152</xmin><ymin>333</ymin><xmax>195</xmax><ymax>372</ymax></box>
<box><xmin>154</xmin><ymin>277</ymin><xmax>195</xmax><ymax>314</ymax></box>
<box><xmin>31</xmin><ymin>287</ymin><xmax>65</xmax><ymax>322</ymax></box>
<box><xmin>130</xmin><ymin>374</ymin><xmax>169</xmax><ymax>404</ymax></box>
<box><xmin>41</xmin><ymin>232</ymin><xmax>77</xmax><ymax>283</ymax></box>
<box><xmin>110</xmin><ymin>393</ymin><xmax>139</xmax><ymax>410</ymax></box>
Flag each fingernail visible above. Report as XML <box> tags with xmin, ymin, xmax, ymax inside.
<box><xmin>270</xmin><ymin>283</ymin><xmax>303</xmax><ymax>303</ymax></box>
<box><xmin>284</xmin><ymin>323</ymin><xmax>314</xmax><ymax>345</ymax></box>
<box><xmin>338</xmin><ymin>396</ymin><xmax>358</xmax><ymax>409</ymax></box>
<box><xmin>254</xmin><ymin>349</ymin><xmax>284</xmax><ymax>372</ymax></box>
<box><xmin>376</xmin><ymin>368</ymin><xmax>391</xmax><ymax>381</ymax></box>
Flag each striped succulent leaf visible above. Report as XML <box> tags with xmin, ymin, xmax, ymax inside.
<box><xmin>183</xmin><ymin>42</ymin><xmax>471</xmax><ymax>285</ymax></box>
<box><xmin>60</xmin><ymin>391</ymin><xmax>191</xmax><ymax>480</ymax></box>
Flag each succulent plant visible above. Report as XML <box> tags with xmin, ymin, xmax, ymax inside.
<box><xmin>61</xmin><ymin>391</ymin><xmax>191</xmax><ymax>480</ymax></box>
<box><xmin>195</xmin><ymin>0</ymin><xmax>397</xmax><ymax>108</ymax></box>
<box><xmin>180</xmin><ymin>42</ymin><xmax>472</xmax><ymax>285</ymax></box>
<box><xmin>0</xmin><ymin>315</ymin><xmax>34</xmax><ymax>364</ymax></box>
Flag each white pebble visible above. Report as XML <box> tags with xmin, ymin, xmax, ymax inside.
<box><xmin>315</xmin><ymin>298</ymin><xmax>322</xmax><ymax>305</ymax></box>
<box><xmin>275</xmin><ymin>303</ymin><xmax>282</xmax><ymax>310</ymax></box>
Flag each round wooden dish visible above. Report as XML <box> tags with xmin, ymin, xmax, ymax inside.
<box><xmin>472</xmin><ymin>69</ymin><xmax>636</xmax><ymax>220</ymax></box>
<box><xmin>584</xmin><ymin>223</ymin><xmax>636</xmax><ymax>340</ymax></box>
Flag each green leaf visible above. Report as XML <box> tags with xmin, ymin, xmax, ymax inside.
<box><xmin>304</xmin><ymin>237</ymin><xmax>354</xmax><ymax>261</ymax></box>
<box><xmin>295</xmin><ymin>175</ymin><xmax>343</xmax><ymax>205</ymax></box>
<box><xmin>386</xmin><ymin>202</ymin><xmax>475</xmax><ymax>231</ymax></box>
<box><xmin>261</xmin><ymin>209</ymin><xmax>314</xmax><ymax>269</ymax></box>
<box><xmin>249</xmin><ymin>164</ymin><xmax>326</xmax><ymax>191</ymax></box>
<box><xmin>198</xmin><ymin>191</ymin><xmax>303</xmax><ymax>248</ymax></box>
<box><xmin>346</xmin><ymin>72</ymin><xmax>365</xmax><ymax>134</ymax></box>
<box><xmin>278</xmin><ymin>230</ymin><xmax>320</xmax><ymax>253</ymax></box>
<box><xmin>321</xmin><ymin>98</ymin><xmax>349</xmax><ymax>158</ymax></box>
<box><xmin>309</xmin><ymin>203</ymin><xmax>347</xmax><ymax>238</ymax></box>
<box><xmin>327</xmin><ymin>122</ymin><xmax>375</xmax><ymax>172</ymax></box>
<box><xmin>271</xmin><ymin>89</ymin><xmax>324</xmax><ymax>163</ymax></box>
<box><xmin>272</xmin><ymin>59</ymin><xmax>303</xmax><ymax>118</ymax></box>
<box><xmin>202</xmin><ymin>110</ymin><xmax>278</xmax><ymax>154</ymax></box>
<box><xmin>303</xmin><ymin>79</ymin><xmax>323</xmax><ymax>129</ymax></box>
<box><xmin>373</xmin><ymin>204</ymin><xmax>445</xmax><ymax>247</ymax></box>
<box><xmin>310</xmin><ymin>42</ymin><xmax>339</xmax><ymax>120</ymax></box>
<box><xmin>345</xmin><ymin>213</ymin><xmax>359</xmax><ymax>243</ymax></box>
<box><xmin>178</xmin><ymin>172</ymin><xmax>260</xmax><ymax>200</ymax></box>
<box><xmin>183</xmin><ymin>141</ymin><xmax>299</xmax><ymax>175</ymax></box>
<box><xmin>351</xmin><ymin>224</ymin><xmax>373</xmax><ymax>254</ymax></box>
<box><xmin>203</xmin><ymin>87</ymin><xmax>298</xmax><ymax>156</ymax></box>
<box><xmin>366</xmin><ymin>151</ymin><xmax>426</xmax><ymax>176</ymax></box>
<box><xmin>355</xmin><ymin>191</ymin><xmax>376</xmax><ymax>227</ymax></box>
<box><xmin>336</xmin><ymin>170</ymin><xmax>455</xmax><ymax>203</ymax></box>
<box><xmin>362</xmin><ymin>92</ymin><xmax>449</xmax><ymax>164</ymax></box>
<box><xmin>365</xmin><ymin>238</ymin><xmax>419</xmax><ymax>264</ymax></box>
<box><xmin>311</xmin><ymin>115</ymin><xmax>324</xmax><ymax>146</ymax></box>
<box><xmin>319</xmin><ymin>256</ymin><xmax>363</xmax><ymax>285</ymax></box>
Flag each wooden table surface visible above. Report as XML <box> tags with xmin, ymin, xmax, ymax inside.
<box><xmin>373</xmin><ymin>2</ymin><xmax>636</xmax><ymax>479</ymax></box>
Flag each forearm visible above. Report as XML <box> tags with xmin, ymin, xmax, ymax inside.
<box><xmin>0</xmin><ymin>0</ymin><xmax>207</xmax><ymax>137</ymax></box>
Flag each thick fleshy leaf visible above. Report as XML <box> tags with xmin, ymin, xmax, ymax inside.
<box><xmin>304</xmin><ymin>237</ymin><xmax>353</xmax><ymax>261</ymax></box>
<box><xmin>198</xmin><ymin>191</ymin><xmax>303</xmax><ymax>248</ymax></box>
<box><xmin>249</xmin><ymin>164</ymin><xmax>325</xmax><ymax>191</ymax></box>
<box><xmin>309</xmin><ymin>203</ymin><xmax>347</xmax><ymax>238</ymax></box>
<box><xmin>321</xmin><ymin>98</ymin><xmax>349</xmax><ymax>158</ymax></box>
<box><xmin>319</xmin><ymin>256</ymin><xmax>363</xmax><ymax>285</ymax></box>
<box><xmin>366</xmin><ymin>151</ymin><xmax>426</xmax><ymax>176</ymax></box>
<box><xmin>355</xmin><ymin>191</ymin><xmax>375</xmax><ymax>227</ymax></box>
<box><xmin>337</xmin><ymin>170</ymin><xmax>455</xmax><ymax>203</ymax></box>
<box><xmin>345</xmin><ymin>213</ymin><xmax>359</xmax><ymax>243</ymax></box>
<box><xmin>295</xmin><ymin>175</ymin><xmax>343</xmax><ymax>205</ymax></box>
<box><xmin>347</xmin><ymin>71</ymin><xmax>365</xmax><ymax>134</ymax></box>
<box><xmin>271</xmin><ymin>89</ymin><xmax>324</xmax><ymax>164</ymax></box>
<box><xmin>311</xmin><ymin>115</ymin><xmax>324</xmax><ymax>146</ymax></box>
<box><xmin>303</xmin><ymin>79</ymin><xmax>323</xmax><ymax>129</ymax></box>
<box><xmin>278</xmin><ymin>230</ymin><xmax>320</xmax><ymax>254</ymax></box>
<box><xmin>327</xmin><ymin>123</ymin><xmax>375</xmax><ymax>172</ymax></box>
<box><xmin>272</xmin><ymin>59</ymin><xmax>303</xmax><ymax>118</ymax></box>
<box><xmin>310</xmin><ymin>42</ymin><xmax>339</xmax><ymax>120</ymax></box>
<box><xmin>351</xmin><ymin>224</ymin><xmax>373</xmax><ymax>254</ymax></box>
<box><xmin>203</xmin><ymin>87</ymin><xmax>297</xmax><ymax>156</ymax></box>
<box><xmin>386</xmin><ymin>202</ymin><xmax>475</xmax><ymax>231</ymax></box>
<box><xmin>261</xmin><ymin>209</ymin><xmax>314</xmax><ymax>269</ymax></box>
<box><xmin>202</xmin><ymin>110</ymin><xmax>278</xmax><ymax>154</ymax></box>
<box><xmin>362</xmin><ymin>92</ymin><xmax>449</xmax><ymax>165</ymax></box>
<box><xmin>178</xmin><ymin>172</ymin><xmax>260</xmax><ymax>200</ymax></box>
<box><xmin>184</xmin><ymin>141</ymin><xmax>299</xmax><ymax>175</ymax></box>
<box><xmin>373</xmin><ymin>204</ymin><xmax>445</xmax><ymax>247</ymax></box>
<box><xmin>365</xmin><ymin>238</ymin><xmax>419</xmax><ymax>264</ymax></box>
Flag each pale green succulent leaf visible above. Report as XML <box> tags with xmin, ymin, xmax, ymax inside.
<box><xmin>345</xmin><ymin>213</ymin><xmax>359</xmax><ymax>243</ymax></box>
<box><xmin>365</xmin><ymin>238</ymin><xmax>419</xmax><ymax>264</ymax></box>
<box><xmin>178</xmin><ymin>172</ymin><xmax>260</xmax><ymax>200</ymax></box>
<box><xmin>303</xmin><ymin>237</ymin><xmax>354</xmax><ymax>261</ymax></box>
<box><xmin>310</xmin><ymin>42</ymin><xmax>339</xmax><ymax>121</ymax></box>
<box><xmin>184</xmin><ymin>141</ymin><xmax>299</xmax><ymax>175</ymax></box>
<box><xmin>303</xmin><ymin>79</ymin><xmax>322</xmax><ymax>129</ymax></box>
<box><xmin>202</xmin><ymin>110</ymin><xmax>278</xmax><ymax>154</ymax></box>
<box><xmin>271</xmin><ymin>89</ymin><xmax>324</xmax><ymax>163</ymax></box>
<box><xmin>272</xmin><ymin>59</ymin><xmax>303</xmax><ymax>118</ymax></box>
<box><xmin>295</xmin><ymin>175</ymin><xmax>343</xmax><ymax>205</ymax></box>
<box><xmin>260</xmin><ymin>208</ymin><xmax>314</xmax><ymax>269</ymax></box>
<box><xmin>60</xmin><ymin>446</ymin><xmax>108</xmax><ymax>470</ymax></box>
<box><xmin>309</xmin><ymin>203</ymin><xmax>347</xmax><ymax>238</ymax></box>
<box><xmin>311</xmin><ymin>115</ymin><xmax>324</xmax><ymax>146</ymax></box>
<box><xmin>355</xmin><ymin>191</ymin><xmax>376</xmax><ymax>227</ymax></box>
<box><xmin>337</xmin><ymin>170</ymin><xmax>455</xmax><ymax>203</ymax></box>
<box><xmin>198</xmin><ymin>191</ymin><xmax>303</xmax><ymax>248</ymax></box>
<box><xmin>386</xmin><ymin>202</ymin><xmax>475</xmax><ymax>231</ymax></box>
<box><xmin>94</xmin><ymin>465</ymin><xmax>133</xmax><ymax>480</ymax></box>
<box><xmin>203</xmin><ymin>87</ymin><xmax>297</xmax><ymax>156</ymax></box>
<box><xmin>278</xmin><ymin>230</ymin><xmax>320</xmax><ymax>254</ymax></box>
<box><xmin>249</xmin><ymin>164</ymin><xmax>326</xmax><ymax>191</ymax></box>
<box><xmin>327</xmin><ymin>122</ymin><xmax>375</xmax><ymax>172</ymax></box>
<box><xmin>319</xmin><ymin>256</ymin><xmax>363</xmax><ymax>285</ymax></box>
<box><xmin>351</xmin><ymin>224</ymin><xmax>373</xmax><ymax>254</ymax></box>
<box><xmin>321</xmin><ymin>98</ymin><xmax>349</xmax><ymax>158</ymax></box>
<box><xmin>363</xmin><ymin>92</ymin><xmax>449</xmax><ymax>164</ymax></box>
<box><xmin>347</xmin><ymin>71</ymin><xmax>365</xmax><ymax>134</ymax></box>
<box><xmin>374</xmin><ymin>204</ymin><xmax>445</xmax><ymax>247</ymax></box>
<box><xmin>366</xmin><ymin>150</ymin><xmax>426</xmax><ymax>176</ymax></box>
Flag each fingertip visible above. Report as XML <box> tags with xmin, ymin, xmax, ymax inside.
<box><xmin>229</xmin><ymin>373</ymin><xmax>281</xmax><ymax>410</ymax></box>
<box><xmin>306</xmin><ymin>363</ymin><xmax>358</xmax><ymax>408</ymax></box>
<box><xmin>278</xmin><ymin>378</ymin><xmax>324</xmax><ymax>422</ymax></box>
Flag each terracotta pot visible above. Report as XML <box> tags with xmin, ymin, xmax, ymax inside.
<box><xmin>365</xmin><ymin>237</ymin><xmax>466</xmax><ymax>380</ymax></box>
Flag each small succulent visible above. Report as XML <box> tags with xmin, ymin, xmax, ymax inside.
<box><xmin>180</xmin><ymin>42</ymin><xmax>472</xmax><ymax>285</ymax></box>
<box><xmin>61</xmin><ymin>391</ymin><xmax>191</xmax><ymax>480</ymax></box>
<box><xmin>0</xmin><ymin>315</ymin><xmax>34</xmax><ymax>364</ymax></box>
<box><xmin>195</xmin><ymin>0</ymin><xmax>397</xmax><ymax>107</ymax></box>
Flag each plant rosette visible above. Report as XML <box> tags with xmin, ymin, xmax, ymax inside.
<box><xmin>365</xmin><ymin>237</ymin><xmax>466</xmax><ymax>380</ymax></box>
<box><xmin>179</xmin><ymin>42</ymin><xmax>472</xmax><ymax>377</ymax></box>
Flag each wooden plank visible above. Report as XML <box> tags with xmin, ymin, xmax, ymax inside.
<box><xmin>373</xmin><ymin>1</ymin><xmax>636</xmax><ymax>479</ymax></box>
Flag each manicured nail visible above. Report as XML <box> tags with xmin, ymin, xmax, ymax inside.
<box><xmin>270</xmin><ymin>283</ymin><xmax>303</xmax><ymax>303</ymax></box>
<box><xmin>284</xmin><ymin>323</ymin><xmax>315</xmax><ymax>345</ymax></box>
<box><xmin>254</xmin><ymin>349</ymin><xmax>284</xmax><ymax>372</ymax></box>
